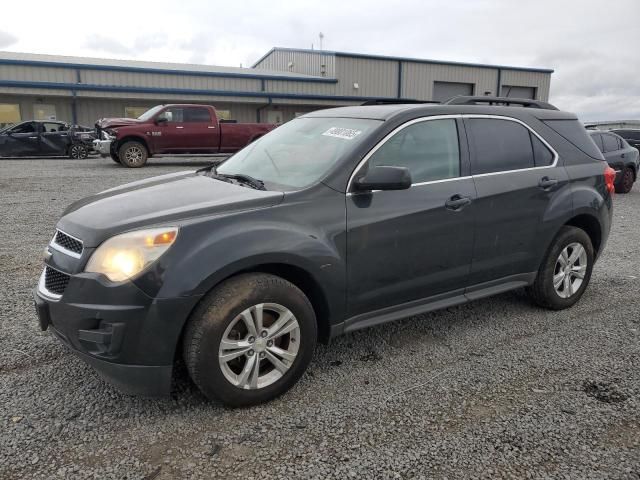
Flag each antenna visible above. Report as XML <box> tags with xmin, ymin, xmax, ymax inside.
<box><xmin>319</xmin><ymin>32</ymin><xmax>324</xmax><ymax>51</ymax></box>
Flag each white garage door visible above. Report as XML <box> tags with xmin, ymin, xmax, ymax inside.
<box><xmin>501</xmin><ymin>86</ymin><xmax>536</xmax><ymax>99</ymax></box>
<box><xmin>433</xmin><ymin>82</ymin><xmax>474</xmax><ymax>102</ymax></box>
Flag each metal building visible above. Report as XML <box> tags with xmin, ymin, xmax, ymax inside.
<box><xmin>0</xmin><ymin>47</ymin><xmax>552</xmax><ymax>128</ymax></box>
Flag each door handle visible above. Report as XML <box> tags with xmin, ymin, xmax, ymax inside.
<box><xmin>538</xmin><ymin>177</ymin><xmax>558</xmax><ymax>189</ymax></box>
<box><xmin>175</xmin><ymin>126</ymin><xmax>184</xmax><ymax>129</ymax></box>
<box><xmin>28</xmin><ymin>136</ymin><xmax>38</xmax><ymax>139</ymax></box>
<box><xmin>445</xmin><ymin>194</ymin><xmax>472</xmax><ymax>211</ymax></box>
<box><xmin>208</xmin><ymin>126</ymin><xmax>216</xmax><ymax>129</ymax></box>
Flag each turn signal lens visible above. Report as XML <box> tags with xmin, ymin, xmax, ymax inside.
<box><xmin>85</xmin><ymin>227</ymin><xmax>179</xmax><ymax>282</ymax></box>
<box><xmin>604</xmin><ymin>166</ymin><xmax>616</xmax><ymax>195</ymax></box>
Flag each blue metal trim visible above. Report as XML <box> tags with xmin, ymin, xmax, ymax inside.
<box><xmin>496</xmin><ymin>68</ymin><xmax>502</xmax><ymax>96</ymax></box>
<box><xmin>0</xmin><ymin>58</ymin><xmax>338</xmax><ymax>84</ymax></box>
<box><xmin>0</xmin><ymin>79</ymin><xmax>403</xmax><ymax>103</ymax></box>
<box><xmin>71</xmin><ymin>90</ymin><xmax>77</xmax><ymax>124</ymax></box>
<box><xmin>397</xmin><ymin>61</ymin><xmax>403</xmax><ymax>99</ymax></box>
<box><xmin>252</xmin><ymin>47</ymin><xmax>554</xmax><ymax>74</ymax></box>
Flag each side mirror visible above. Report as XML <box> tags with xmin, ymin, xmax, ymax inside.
<box><xmin>353</xmin><ymin>165</ymin><xmax>412</xmax><ymax>191</ymax></box>
<box><xmin>155</xmin><ymin>116</ymin><xmax>168</xmax><ymax>125</ymax></box>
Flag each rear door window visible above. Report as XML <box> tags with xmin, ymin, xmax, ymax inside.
<box><xmin>466</xmin><ymin>118</ymin><xmax>535</xmax><ymax>174</ymax></box>
<box><xmin>590</xmin><ymin>133</ymin><xmax>604</xmax><ymax>153</ymax></box>
<box><xmin>185</xmin><ymin>107</ymin><xmax>212</xmax><ymax>123</ymax></box>
<box><xmin>602</xmin><ymin>134</ymin><xmax>619</xmax><ymax>153</ymax></box>
<box><xmin>531</xmin><ymin>134</ymin><xmax>554</xmax><ymax>166</ymax></box>
<box><xmin>368</xmin><ymin>118</ymin><xmax>460</xmax><ymax>183</ymax></box>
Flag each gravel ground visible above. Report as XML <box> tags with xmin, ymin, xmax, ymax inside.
<box><xmin>1</xmin><ymin>156</ymin><xmax>638</xmax><ymax>480</ymax></box>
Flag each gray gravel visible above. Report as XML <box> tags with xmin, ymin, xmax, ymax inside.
<box><xmin>1</xmin><ymin>156</ymin><xmax>639</xmax><ymax>479</ymax></box>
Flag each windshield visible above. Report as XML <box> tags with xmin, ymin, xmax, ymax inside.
<box><xmin>217</xmin><ymin>117</ymin><xmax>381</xmax><ymax>190</ymax></box>
<box><xmin>137</xmin><ymin>105</ymin><xmax>165</xmax><ymax>121</ymax></box>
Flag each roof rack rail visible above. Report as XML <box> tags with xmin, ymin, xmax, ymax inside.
<box><xmin>443</xmin><ymin>95</ymin><xmax>559</xmax><ymax>110</ymax></box>
<box><xmin>361</xmin><ymin>99</ymin><xmax>440</xmax><ymax>106</ymax></box>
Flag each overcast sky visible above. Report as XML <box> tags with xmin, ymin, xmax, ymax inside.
<box><xmin>0</xmin><ymin>0</ymin><xmax>637</xmax><ymax>121</ymax></box>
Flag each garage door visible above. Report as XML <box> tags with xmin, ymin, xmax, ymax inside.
<box><xmin>501</xmin><ymin>86</ymin><xmax>536</xmax><ymax>99</ymax></box>
<box><xmin>433</xmin><ymin>82</ymin><xmax>474</xmax><ymax>102</ymax></box>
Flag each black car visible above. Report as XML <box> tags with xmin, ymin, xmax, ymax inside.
<box><xmin>611</xmin><ymin>129</ymin><xmax>640</xmax><ymax>152</ymax></box>
<box><xmin>588</xmin><ymin>130</ymin><xmax>639</xmax><ymax>193</ymax></box>
<box><xmin>34</xmin><ymin>97</ymin><xmax>614</xmax><ymax>407</ymax></box>
<box><xmin>0</xmin><ymin>120</ymin><xmax>95</xmax><ymax>159</ymax></box>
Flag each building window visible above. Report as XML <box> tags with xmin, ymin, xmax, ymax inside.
<box><xmin>33</xmin><ymin>104</ymin><xmax>57</xmax><ymax>121</ymax></box>
<box><xmin>0</xmin><ymin>103</ymin><xmax>21</xmax><ymax>128</ymax></box>
<box><xmin>216</xmin><ymin>110</ymin><xmax>231</xmax><ymax>120</ymax></box>
<box><xmin>125</xmin><ymin>106</ymin><xmax>150</xmax><ymax>119</ymax></box>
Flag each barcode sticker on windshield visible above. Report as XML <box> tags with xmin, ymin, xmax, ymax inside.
<box><xmin>322</xmin><ymin>127</ymin><xmax>362</xmax><ymax>140</ymax></box>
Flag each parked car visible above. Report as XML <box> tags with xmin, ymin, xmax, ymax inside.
<box><xmin>588</xmin><ymin>130</ymin><xmax>639</xmax><ymax>193</ymax></box>
<box><xmin>0</xmin><ymin>121</ymin><xmax>96</xmax><ymax>159</ymax></box>
<box><xmin>610</xmin><ymin>129</ymin><xmax>640</xmax><ymax>152</ymax></box>
<box><xmin>93</xmin><ymin>104</ymin><xmax>277</xmax><ymax>167</ymax></box>
<box><xmin>35</xmin><ymin>97</ymin><xmax>614</xmax><ymax>407</ymax></box>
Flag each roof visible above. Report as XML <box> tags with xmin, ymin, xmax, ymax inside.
<box><xmin>0</xmin><ymin>50</ymin><xmax>337</xmax><ymax>83</ymax></box>
<box><xmin>303</xmin><ymin>103</ymin><xmax>575</xmax><ymax>121</ymax></box>
<box><xmin>253</xmin><ymin>47</ymin><xmax>554</xmax><ymax>74</ymax></box>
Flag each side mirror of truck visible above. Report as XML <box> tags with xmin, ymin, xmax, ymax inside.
<box><xmin>353</xmin><ymin>166</ymin><xmax>412</xmax><ymax>192</ymax></box>
<box><xmin>155</xmin><ymin>116</ymin><xmax>168</xmax><ymax>125</ymax></box>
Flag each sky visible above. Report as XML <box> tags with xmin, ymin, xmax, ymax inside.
<box><xmin>0</xmin><ymin>0</ymin><xmax>638</xmax><ymax>121</ymax></box>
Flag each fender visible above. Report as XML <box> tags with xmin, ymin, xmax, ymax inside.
<box><xmin>115</xmin><ymin>134</ymin><xmax>151</xmax><ymax>155</ymax></box>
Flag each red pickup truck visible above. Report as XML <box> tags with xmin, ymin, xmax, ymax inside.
<box><xmin>94</xmin><ymin>104</ymin><xmax>277</xmax><ymax>167</ymax></box>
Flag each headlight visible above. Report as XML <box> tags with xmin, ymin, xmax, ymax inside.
<box><xmin>85</xmin><ymin>227</ymin><xmax>178</xmax><ymax>282</ymax></box>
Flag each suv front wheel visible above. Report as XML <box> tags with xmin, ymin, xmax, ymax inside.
<box><xmin>183</xmin><ymin>273</ymin><xmax>317</xmax><ymax>407</ymax></box>
<box><xmin>528</xmin><ymin>226</ymin><xmax>594</xmax><ymax>310</ymax></box>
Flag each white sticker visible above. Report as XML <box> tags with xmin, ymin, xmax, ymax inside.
<box><xmin>322</xmin><ymin>127</ymin><xmax>362</xmax><ymax>140</ymax></box>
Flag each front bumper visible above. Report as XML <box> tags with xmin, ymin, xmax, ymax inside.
<box><xmin>93</xmin><ymin>139</ymin><xmax>112</xmax><ymax>157</ymax></box>
<box><xmin>34</xmin><ymin>267</ymin><xmax>202</xmax><ymax>396</ymax></box>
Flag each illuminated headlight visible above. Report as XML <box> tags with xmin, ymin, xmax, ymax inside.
<box><xmin>85</xmin><ymin>228</ymin><xmax>178</xmax><ymax>282</ymax></box>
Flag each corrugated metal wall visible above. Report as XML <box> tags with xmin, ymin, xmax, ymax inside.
<box><xmin>254</xmin><ymin>50</ymin><xmax>336</xmax><ymax>78</ymax></box>
<box><xmin>335</xmin><ymin>56</ymin><xmax>398</xmax><ymax>97</ymax></box>
<box><xmin>402</xmin><ymin>62</ymin><xmax>499</xmax><ymax>100</ymax></box>
<box><xmin>501</xmin><ymin>70</ymin><xmax>550</xmax><ymax>101</ymax></box>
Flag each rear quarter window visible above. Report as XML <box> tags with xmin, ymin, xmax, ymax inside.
<box><xmin>544</xmin><ymin>120</ymin><xmax>603</xmax><ymax>159</ymax></box>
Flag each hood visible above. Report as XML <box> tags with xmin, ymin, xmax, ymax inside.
<box><xmin>57</xmin><ymin>171</ymin><xmax>284</xmax><ymax>247</ymax></box>
<box><xmin>96</xmin><ymin>117</ymin><xmax>143</xmax><ymax>129</ymax></box>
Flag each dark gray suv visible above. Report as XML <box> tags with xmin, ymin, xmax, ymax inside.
<box><xmin>34</xmin><ymin>98</ymin><xmax>615</xmax><ymax>407</ymax></box>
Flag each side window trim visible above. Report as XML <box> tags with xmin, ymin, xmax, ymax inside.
<box><xmin>347</xmin><ymin>114</ymin><xmax>468</xmax><ymax>192</ymax></box>
<box><xmin>463</xmin><ymin>115</ymin><xmax>559</xmax><ymax>177</ymax></box>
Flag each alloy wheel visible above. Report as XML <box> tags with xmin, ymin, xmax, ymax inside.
<box><xmin>218</xmin><ymin>303</ymin><xmax>300</xmax><ymax>390</ymax></box>
<box><xmin>553</xmin><ymin>242</ymin><xmax>588</xmax><ymax>298</ymax></box>
<box><xmin>124</xmin><ymin>146</ymin><xmax>143</xmax><ymax>164</ymax></box>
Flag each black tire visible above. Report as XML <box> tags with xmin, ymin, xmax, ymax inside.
<box><xmin>615</xmin><ymin>167</ymin><xmax>634</xmax><ymax>194</ymax></box>
<box><xmin>183</xmin><ymin>273</ymin><xmax>317</xmax><ymax>407</ymax></box>
<box><xmin>68</xmin><ymin>143</ymin><xmax>89</xmax><ymax>159</ymax></box>
<box><xmin>118</xmin><ymin>141</ymin><xmax>148</xmax><ymax>168</ymax></box>
<box><xmin>528</xmin><ymin>226</ymin><xmax>594</xmax><ymax>310</ymax></box>
<box><xmin>110</xmin><ymin>152</ymin><xmax>120</xmax><ymax>164</ymax></box>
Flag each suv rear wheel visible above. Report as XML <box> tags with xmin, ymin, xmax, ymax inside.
<box><xmin>118</xmin><ymin>141</ymin><xmax>148</xmax><ymax>168</ymax></box>
<box><xmin>183</xmin><ymin>273</ymin><xmax>317</xmax><ymax>407</ymax></box>
<box><xmin>528</xmin><ymin>226</ymin><xmax>594</xmax><ymax>310</ymax></box>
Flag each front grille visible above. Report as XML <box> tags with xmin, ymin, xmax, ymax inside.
<box><xmin>54</xmin><ymin>230</ymin><xmax>83</xmax><ymax>255</ymax></box>
<box><xmin>44</xmin><ymin>266</ymin><xmax>70</xmax><ymax>295</ymax></box>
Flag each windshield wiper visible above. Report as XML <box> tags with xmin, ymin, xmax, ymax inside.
<box><xmin>218</xmin><ymin>173</ymin><xmax>266</xmax><ymax>191</ymax></box>
<box><xmin>197</xmin><ymin>165</ymin><xmax>266</xmax><ymax>191</ymax></box>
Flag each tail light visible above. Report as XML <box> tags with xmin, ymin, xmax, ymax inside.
<box><xmin>604</xmin><ymin>166</ymin><xmax>616</xmax><ymax>195</ymax></box>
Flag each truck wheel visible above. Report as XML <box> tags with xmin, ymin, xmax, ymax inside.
<box><xmin>118</xmin><ymin>141</ymin><xmax>147</xmax><ymax>168</ymax></box>
<box><xmin>527</xmin><ymin>226</ymin><xmax>594</xmax><ymax>310</ymax></box>
<box><xmin>69</xmin><ymin>144</ymin><xmax>89</xmax><ymax>159</ymax></box>
<box><xmin>615</xmin><ymin>167</ymin><xmax>634</xmax><ymax>194</ymax></box>
<box><xmin>183</xmin><ymin>273</ymin><xmax>317</xmax><ymax>407</ymax></box>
